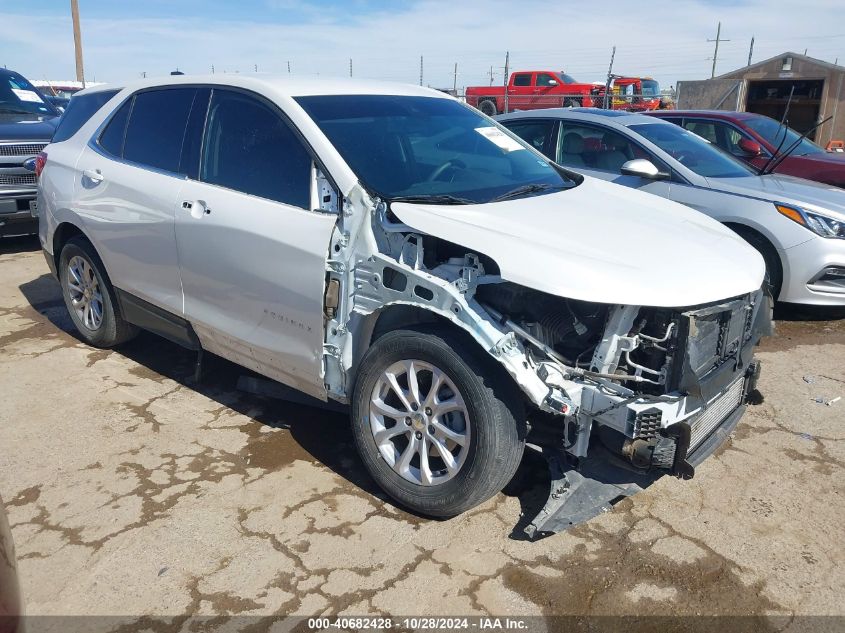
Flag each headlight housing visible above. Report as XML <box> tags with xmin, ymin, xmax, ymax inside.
<box><xmin>776</xmin><ymin>204</ymin><xmax>845</xmax><ymax>239</ymax></box>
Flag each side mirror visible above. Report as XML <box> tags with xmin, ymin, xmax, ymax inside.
<box><xmin>620</xmin><ymin>159</ymin><xmax>670</xmax><ymax>180</ymax></box>
<box><xmin>547</xmin><ymin>80</ymin><xmax>558</xmax><ymax>86</ymax></box>
<box><xmin>738</xmin><ymin>138</ymin><xmax>762</xmax><ymax>157</ymax></box>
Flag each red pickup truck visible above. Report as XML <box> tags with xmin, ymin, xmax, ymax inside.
<box><xmin>466</xmin><ymin>71</ymin><xmax>600</xmax><ymax>116</ymax></box>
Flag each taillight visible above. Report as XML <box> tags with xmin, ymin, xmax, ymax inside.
<box><xmin>35</xmin><ymin>151</ymin><xmax>47</xmax><ymax>178</ymax></box>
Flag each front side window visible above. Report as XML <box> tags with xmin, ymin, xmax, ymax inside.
<box><xmin>200</xmin><ymin>89</ymin><xmax>311</xmax><ymax>209</ymax></box>
<box><xmin>123</xmin><ymin>88</ymin><xmax>196</xmax><ymax>173</ymax></box>
<box><xmin>630</xmin><ymin>122</ymin><xmax>756</xmax><ymax>178</ymax></box>
<box><xmin>536</xmin><ymin>73</ymin><xmax>558</xmax><ymax>87</ymax></box>
<box><xmin>555</xmin><ymin>122</ymin><xmax>654</xmax><ymax>172</ymax></box>
<box><xmin>512</xmin><ymin>74</ymin><xmax>532</xmax><ymax>87</ymax></box>
<box><xmin>296</xmin><ymin>95</ymin><xmax>577</xmax><ymax>204</ymax></box>
<box><xmin>52</xmin><ymin>89</ymin><xmax>119</xmax><ymax>143</ymax></box>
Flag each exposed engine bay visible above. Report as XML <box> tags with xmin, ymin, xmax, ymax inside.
<box><xmin>322</xmin><ymin>188</ymin><xmax>771</xmax><ymax>538</ymax></box>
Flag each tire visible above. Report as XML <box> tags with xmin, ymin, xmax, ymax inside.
<box><xmin>351</xmin><ymin>327</ymin><xmax>525</xmax><ymax>518</ymax></box>
<box><xmin>58</xmin><ymin>236</ymin><xmax>138</xmax><ymax>348</ymax></box>
<box><xmin>731</xmin><ymin>227</ymin><xmax>783</xmax><ymax>300</ymax></box>
<box><xmin>563</xmin><ymin>97</ymin><xmax>581</xmax><ymax>108</ymax></box>
<box><xmin>478</xmin><ymin>99</ymin><xmax>498</xmax><ymax>117</ymax></box>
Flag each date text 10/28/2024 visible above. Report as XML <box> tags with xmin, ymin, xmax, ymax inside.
<box><xmin>307</xmin><ymin>617</ymin><xmax>530</xmax><ymax>630</ymax></box>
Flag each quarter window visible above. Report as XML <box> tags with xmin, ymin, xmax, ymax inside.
<box><xmin>200</xmin><ymin>90</ymin><xmax>311</xmax><ymax>209</ymax></box>
<box><xmin>123</xmin><ymin>88</ymin><xmax>196</xmax><ymax>173</ymax></box>
<box><xmin>52</xmin><ymin>89</ymin><xmax>119</xmax><ymax>143</ymax></box>
<box><xmin>98</xmin><ymin>99</ymin><xmax>131</xmax><ymax>158</ymax></box>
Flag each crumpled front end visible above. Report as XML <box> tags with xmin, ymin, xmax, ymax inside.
<box><xmin>511</xmin><ymin>289</ymin><xmax>771</xmax><ymax>538</ymax></box>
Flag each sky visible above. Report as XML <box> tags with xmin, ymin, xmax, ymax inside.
<box><xmin>1</xmin><ymin>0</ymin><xmax>843</xmax><ymax>91</ymax></box>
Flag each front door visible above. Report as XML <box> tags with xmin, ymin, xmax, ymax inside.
<box><xmin>175</xmin><ymin>88</ymin><xmax>337</xmax><ymax>398</ymax></box>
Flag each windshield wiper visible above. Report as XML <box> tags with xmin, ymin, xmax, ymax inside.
<box><xmin>491</xmin><ymin>183</ymin><xmax>562</xmax><ymax>202</ymax></box>
<box><xmin>390</xmin><ymin>194</ymin><xmax>475</xmax><ymax>205</ymax></box>
<box><xmin>760</xmin><ymin>115</ymin><xmax>833</xmax><ymax>175</ymax></box>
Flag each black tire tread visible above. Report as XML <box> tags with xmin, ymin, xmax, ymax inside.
<box><xmin>59</xmin><ymin>236</ymin><xmax>138</xmax><ymax>348</ymax></box>
<box><xmin>351</xmin><ymin>326</ymin><xmax>525</xmax><ymax>518</ymax></box>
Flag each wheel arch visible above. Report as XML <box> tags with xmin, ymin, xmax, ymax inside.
<box><xmin>348</xmin><ymin>303</ymin><xmax>529</xmax><ymax>406</ymax></box>
<box><xmin>52</xmin><ymin>222</ymin><xmax>90</xmax><ymax>272</ymax></box>
<box><xmin>724</xmin><ymin>221</ymin><xmax>784</xmax><ymax>297</ymax></box>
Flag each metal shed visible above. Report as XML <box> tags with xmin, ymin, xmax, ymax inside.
<box><xmin>675</xmin><ymin>52</ymin><xmax>845</xmax><ymax>145</ymax></box>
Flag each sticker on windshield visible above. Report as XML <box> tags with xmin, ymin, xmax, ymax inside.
<box><xmin>475</xmin><ymin>127</ymin><xmax>525</xmax><ymax>153</ymax></box>
<box><xmin>12</xmin><ymin>89</ymin><xmax>43</xmax><ymax>103</ymax></box>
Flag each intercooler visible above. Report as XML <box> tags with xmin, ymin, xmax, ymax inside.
<box><xmin>688</xmin><ymin>375</ymin><xmax>745</xmax><ymax>450</ymax></box>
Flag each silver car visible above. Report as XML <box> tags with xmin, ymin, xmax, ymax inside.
<box><xmin>499</xmin><ymin>108</ymin><xmax>845</xmax><ymax>306</ymax></box>
<box><xmin>36</xmin><ymin>76</ymin><xmax>768</xmax><ymax>537</ymax></box>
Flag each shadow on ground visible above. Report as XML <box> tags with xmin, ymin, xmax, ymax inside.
<box><xmin>17</xmin><ymin>271</ymin><xmax>557</xmax><ymax>536</ymax></box>
<box><xmin>0</xmin><ymin>234</ymin><xmax>40</xmax><ymax>255</ymax></box>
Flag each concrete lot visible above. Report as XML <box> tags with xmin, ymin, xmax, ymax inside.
<box><xmin>1</xmin><ymin>235</ymin><xmax>843</xmax><ymax>623</ymax></box>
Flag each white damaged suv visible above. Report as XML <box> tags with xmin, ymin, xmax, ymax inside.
<box><xmin>37</xmin><ymin>76</ymin><xmax>770</xmax><ymax>537</ymax></box>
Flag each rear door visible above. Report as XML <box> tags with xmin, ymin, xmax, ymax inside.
<box><xmin>175</xmin><ymin>88</ymin><xmax>337</xmax><ymax>398</ymax></box>
<box><xmin>73</xmin><ymin>87</ymin><xmax>199</xmax><ymax>314</ymax></box>
<box><xmin>509</xmin><ymin>73</ymin><xmax>534</xmax><ymax>110</ymax></box>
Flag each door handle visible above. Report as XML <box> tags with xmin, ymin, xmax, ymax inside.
<box><xmin>182</xmin><ymin>199</ymin><xmax>211</xmax><ymax>219</ymax></box>
<box><xmin>82</xmin><ymin>168</ymin><xmax>104</xmax><ymax>184</ymax></box>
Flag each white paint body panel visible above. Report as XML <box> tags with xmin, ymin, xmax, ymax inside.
<box><xmin>392</xmin><ymin>176</ymin><xmax>765</xmax><ymax>307</ymax></box>
<box><xmin>175</xmin><ymin>180</ymin><xmax>336</xmax><ymax>398</ymax></box>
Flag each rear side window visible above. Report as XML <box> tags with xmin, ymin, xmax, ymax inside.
<box><xmin>123</xmin><ymin>88</ymin><xmax>196</xmax><ymax>173</ymax></box>
<box><xmin>513</xmin><ymin>73</ymin><xmax>532</xmax><ymax>87</ymax></box>
<box><xmin>200</xmin><ymin>89</ymin><xmax>311</xmax><ymax>208</ymax></box>
<box><xmin>52</xmin><ymin>89</ymin><xmax>119</xmax><ymax>143</ymax></box>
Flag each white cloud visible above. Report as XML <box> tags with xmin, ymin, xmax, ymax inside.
<box><xmin>2</xmin><ymin>0</ymin><xmax>843</xmax><ymax>90</ymax></box>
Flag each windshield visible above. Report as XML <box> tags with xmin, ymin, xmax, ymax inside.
<box><xmin>296</xmin><ymin>95</ymin><xmax>576</xmax><ymax>203</ymax></box>
<box><xmin>0</xmin><ymin>72</ymin><xmax>56</xmax><ymax>116</ymax></box>
<box><xmin>559</xmin><ymin>73</ymin><xmax>578</xmax><ymax>85</ymax></box>
<box><xmin>630</xmin><ymin>122</ymin><xmax>756</xmax><ymax>178</ymax></box>
<box><xmin>641</xmin><ymin>80</ymin><xmax>660</xmax><ymax>97</ymax></box>
<box><xmin>743</xmin><ymin>115</ymin><xmax>825</xmax><ymax>156</ymax></box>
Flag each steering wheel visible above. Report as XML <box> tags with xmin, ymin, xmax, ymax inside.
<box><xmin>426</xmin><ymin>158</ymin><xmax>465</xmax><ymax>182</ymax></box>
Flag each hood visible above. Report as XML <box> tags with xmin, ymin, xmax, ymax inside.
<box><xmin>706</xmin><ymin>173</ymin><xmax>845</xmax><ymax>220</ymax></box>
<box><xmin>391</xmin><ymin>176</ymin><xmax>764</xmax><ymax>308</ymax></box>
<box><xmin>0</xmin><ymin>114</ymin><xmax>58</xmax><ymax>142</ymax></box>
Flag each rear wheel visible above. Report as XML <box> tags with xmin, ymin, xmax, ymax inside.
<box><xmin>478</xmin><ymin>99</ymin><xmax>498</xmax><ymax>117</ymax></box>
<box><xmin>59</xmin><ymin>237</ymin><xmax>137</xmax><ymax>347</ymax></box>
<box><xmin>351</xmin><ymin>328</ymin><xmax>525</xmax><ymax>518</ymax></box>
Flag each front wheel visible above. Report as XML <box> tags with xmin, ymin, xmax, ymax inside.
<box><xmin>351</xmin><ymin>328</ymin><xmax>525</xmax><ymax>518</ymax></box>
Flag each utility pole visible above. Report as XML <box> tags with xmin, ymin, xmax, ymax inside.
<box><xmin>488</xmin><ymin>65</ymin><xmax>494</xmax><ymax>86</ymax></box>
<box><xmin>603</xmin><ymin>45</ymin><xmax>616</xmax><ymax>109</ymax></box>
<box><xmin>503</xmin><ymin>51</ymin><xmax>510</xmax><ymax>114</ymax></box>
<box><xmin>70</xmin><ymin>0</ymin><xmax>85</xmax><ymax>86</ymax></box>
<box><xmin>747</xmin><ymin>36</ymin><xmax>754</xmax><ymax>66</ymax></box>
<box><xmin>419</xmin><ymin>55</ymin><xmax>423</xmax><ymax>86</ymax></box>
<box><xmin>254</xmin><ymin>64</ymin><xmax>258</xmax><ymax>72</ymax></box>
<box><xmin>707</xmin><ymin>22</ymin><xmax>730</xmax><ymax>78</ymax></box>
<box><xmin>287</xmin><ymin>61</ymin><xmax>291</xmax><ymax>74</ymax></box>
<box><xmin>211</xmin><ymin>64</ymin><xmax>215</xmax><ymax>74</ymax></box>
<box><xmin>453</xmin><ymin>62</ymin><xmax>458</xmax><ymax>94</ymax></box>
<box><xmin>349</xmin><ymin>58</ymin><xmax>353</xmax><ymax>77</ymax></box>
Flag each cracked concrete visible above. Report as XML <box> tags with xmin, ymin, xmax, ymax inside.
<box><xmin>1</xmin><ymin>236</ymin><xmax>843</xmax><ymax>622</ymax></box>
